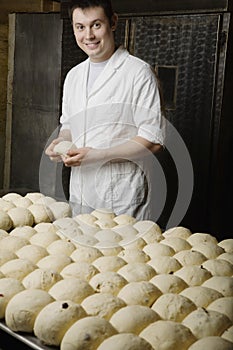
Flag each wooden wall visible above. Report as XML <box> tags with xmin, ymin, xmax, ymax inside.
<box><xmin>0</xmin><ymin>0</ymin><xmax>60</xmax><ymax>189</ymax></box>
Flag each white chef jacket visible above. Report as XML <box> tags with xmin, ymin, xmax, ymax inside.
<box><xmin>60</xmin><ymin>46</ymin><xmax>166</xmax><ymax>220</ymax></box>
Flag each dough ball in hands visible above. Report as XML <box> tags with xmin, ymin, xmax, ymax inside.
<box><xmin>5</xmin><ymin>289</ymin><xmax>54</xmax><ymax>332</ymax></box>
<box><xmin>182</xmin><ymin>308</ymin><xmax>232</xmax><ymax>339</ymax></box>
<box><xmin>16</xmin><ymin>244</ymin><xmax>48</xmax><ymax>264</ymax></box>
<box><xmin>34</xmin><ymin>300</ymin><xmax>87</xmax><ymax>346</ymax></box>
<box><xmin>7</xmin><ymin>207</ymin><xmax>34</xmax><ymax>227</ymax></box>
<box><xmin>149</xmin><ymin>274</ymin><xmax>188</xmax><ymax>294</ymax></box>
<box><xmin>174</xmin><ymin>265</ymin><xmax>212</xmax><ymax>286</ymax></box>
<box><xmin>207</xmin><ymin>297</ymin><xmax>233</xmax><ymax>322</ymax></box>
<box><xmin>49</xmin><ymin>277</ymin><xmax>94</xmax><ymax>303</ymax></box>
<box><xmin>89</xmin><ymin>271</ymin><xmax>128</xmax><ymax>296</ymax></box>
<box><xmin>188</xmin><ymin>336</ymin><xmax>233</xmax><ymax>350</ymax></box>
<box><xmin>81</xmin><ymin>293</ymin><xmax>126</xmax><ymax>320</ymax></box>
<box><xmin>92</xmin><ymin>256</ymin><xmax>126</xmax><ymax>273</ymax></box>
<box><xmin>61</xmin><ymin>261</ymin><xmax>99</xmax><ymax>281</ymax></box>
<box><xmin>110</xmin><ymin>305</ymin><xmax>160</xmax><ymax>334</ymax></box>
<box><xmin>117</xmin><ymin>263</ymin><xmax>156</xmax><ymax>282</ymax></box>
<box><xmin>0</xmin><ymin>277</ymin><xmax>25</xmax><ymax>318</ymax></box>
<box><xmin>180</xmin><ymin>286</ymin><xmax>223</xmax><ymax>308</ymax></box>
<box><xmin>0</xmin><ymin>258</ymin><xmax>36</xmax><ymax>281</ymax></box>
<box><xmin>202</xmin><ymin>276</ymin><xmax>233</xmax><ymax>297</ymax></box>
<box><xmin>162</xmin><ymin>226</ymin><xmax>192</xmax><ymax>240</ymax></box>
<box><xmin>53</xmin><ymin>140</ymin><xmax>76</xmax><ymax>156</ymax></box>
<box><xmin>0</xmin><ymin>210</ymin><xmax>13</xmax><ymax>231</ymax></box>
<box><xmin>28</xmin><ymin>203</ymin><xmax>52</xmax><ymax>224</ymax></box>
<box><xmin>118</xmin><ymin>281</ymin><xmax>161</xmax><ymax>307</ymax></box>
<box><xmin>22</xmin><ymin>268</ymin><xmax>62</xmax><ymax>290</ymax></box>
<box><xmin>97</xmin><ymin>333</ymin><xmax>154</xmax><ymax>350</ymax></box>
<box><xmin>140</xmin><ymin>320</ymin><xmax>196</xmax><ymax>350</ymax></box>
<box><xmin>60</xmin><ymin>316</ymin><xmax>117</xmax><ymax>350</ymax></box>
<box><xmin>152</xmin><ymin>293</ymin><xmax>196</xmax><ymax>322</ymax></box>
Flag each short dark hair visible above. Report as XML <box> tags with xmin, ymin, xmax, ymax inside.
<box><xmin>69</xmin><ymin>0</ymin><xmax>114</xmax><ymax>24</ymax></box>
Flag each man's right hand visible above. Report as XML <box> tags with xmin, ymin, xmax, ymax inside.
<box><xmin>45</xmin><ymin>137</ymin><xmax>64</xmax><ymax>162</ymax></box>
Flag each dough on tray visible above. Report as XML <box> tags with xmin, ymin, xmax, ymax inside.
<box><xmin>188</xmin><ymin>336</ymin><xmax>233</xmax><ymax>350</ymax></box>
<box><xmin>89</xmin><ymin>271</ymin><xmax>128</xmax><ymax>295</ymax></box>
<box><xmin>118</xmin><ymin>281</ymin><xmax>161</xmax><ymax>307</ymax></box>
<box><xmin>0</xmin><ymin>258</ymin><xmax>36</xmax><ymax>281</ymax></box>
<box><xmin>0</xmin><ymin>277</ymin><xmax>25</xmax><ymax>318</ymax></box>
<box><xmin>8</xmin><ymin>207</ymin><xmax>34</xmax><ymax>227</ymax></box>
<box><xmin>180</xmin><ymin>286</ymin><xmax>223</xmax><ymax>308</ymax></box>
<box><xmin>61</xmin><ymin>261</ymin><xmax>99</xmax><ymax>281</ymax></box>
<box><xmin>0</xmin><ymin>210</ymin><xmax>13</xmax><ymax>231</ymax></box>
<box><xmin>97</xmin><ymin>333</ymin><xmax>154</xmax><ymax>350</ymax></box>
<box><xmin>22</xmin><ymin>268</ymin><xmax>62</xmax><ymax>291</ymax></box>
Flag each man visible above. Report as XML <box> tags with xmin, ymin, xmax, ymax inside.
<box><xmin>46</xmin><ymin>0</ymin><xmax>166</xmax><ymax>220</ymax></box>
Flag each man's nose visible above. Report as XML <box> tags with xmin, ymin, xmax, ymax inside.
<box><xmin>86</xmin><ymin>27</ymin><xmax>95</xmax><ymax>39</ymax></box>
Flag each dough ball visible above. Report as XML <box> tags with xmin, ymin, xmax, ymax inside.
<box><xmin>201</xmin><ymin>259</ymin><xmax>233</xmax><ymax>276</ymax></box>
<box><xmin>222</xmin><ymin>326</ymin><xmax>233</xmax><ymax>343</ymax></box>
<box><xmin>0</xmin><ymin>249</ymin><xmax>17</xmax><ymax>266</ymax></box>
<box><xmin>2</xmin><ymin>192</ymin><xmax>22</xmax><ymax>202</ymax></box>
<box><xmin>49</xmin><ymin>278</ymin><xmax>94</xmax><ymax>303</ymax></box>
<box><xmin>89</xmin><ymin>271</ymin><xmax>127</xmax><ymax>295</ymax></box>
<box><xmin>148</xmin><ymin>256</ymin><xmax>182</xmax><ymax>274</ymax></box>
<box><xmin>8</xmin><ymin>207</ymin><xmax>34</xmax><ymax>227</ymax></box>
<box><xmin>0</xmin><ymin>277</ymin><xmax>25</xmax><ymax>318</ymax></box>
<box><xmin>152</xmin><ymin>293</ymin><xmax>196</xmax><ymax>322</ymax></box>
<box><xmin>161</xmin><ymin>237</ymin><xmax>192</xmax><ymax>253</ymax></box>
<box><xmin>74</xmin><ymin>214</ymin><xmax>99</xmax><ymax>235</ymax></box>
<box><xmin>218</xmin><ymin>239</ymin><xmax>233</xmax><ymax>253</ymax></box>
<box><xmin>0</xmin><ymin>271</ymin><xmax>4</xmax><ymax>278</ymax></box>
<box><xmin>70</xmin><ymin>246</ymin><xmax>103</xmax><ymax>263</ymax></box>
<box><xmin>95</xmin><ymin>218</ymin><xmax>117</xmax><ymax>229</ymax></box>
<box><xmin>0</xmin><ymin>258</ymin><xmax>36</xmax><ymax>281</ymax></box>
<box><xmin>48</xmin><ymin>201</ymin><xmax>72</xmax><ymax>220</ymax></box>
<box><xmin>163</xmin><ymin>226</ymin><xmax>192</xmax><ymax>239</ymax></box>
<box><xmin>173</xmin><ymin>250</ymin><xmax>207</xmax><ymax>266</ymax></box>
<box><xmin>72</xmin><ymin>234</ymin><xmax>99</xmax><ymax>246</ymax></box>
<box><xmin>217</xmin><ymin>252</ymin><xmax>233</xmax><ymax>265</ymax></box>
<box><xmin>53</xmin><ymin>140</ymin><xmax>76</xmax><ymax>155</ymax></box>
<box><xmin>46</xmin><ymin>239</ymin><xmax>76</xmax><ymax>256</ymax></box>
<box><xmin>0</xmin><ymin>235</ymin><xmax>29</xmax><ymax>252</ymax></box>
<box><xmin>149</xmin><ymin>274</ymin><xmax>188</xmax><ymax>294</ymax></box>
<box><xmin>0</xmin><ymin>229</ymin><xmax>8</xmax><ymax>240</ymax></box>
<box><xmin>113</xmin><ymin>214</ymin><xmax>136</xmax><ymax>225</ymax></box>
<box><xmin>140</xmin><ymin>320</ymin><xmax>196</xmax><ymax>350</ymax></box>
<box><xmin>34</xmin><ymin>195</ymin><xmax>56</xmax><ymax>206</ymax></box>
<box><xmin>180</xmin><ymin>286</ymin><xmax>223</xmax><ymax>308</ymax></box>
<box><xmin>118</xmin><ymin>249</ymin><xmax>150</xmax><ymax>263</ymax></box>
<box><xmin>207</xmin><ymin>297</ymin><xmax>233</xmax><ymax>322</ymax></box>
<box><xmin>61</xmin><ymin>262</ymin><xmax>99</xmax><ymax>281</ymax></box>
<box><xmin>188</xmin><ymin>336</ymin><xmax>233</xmax><ymax>350</ymax></box>
<box><xmin>135</xmin><ymin>222</ymin><xmax>163</xmax><ymax>244</ymax></box>
<box><xmin>60</xmin><ymin>316</ymin><xmax>117</xmax><ymax>350</ymax></box>
<box><xmin>182</xmin><ymin>308</ymin><xmax>232</xmax><ymax>339</ymax></box>
<box><xmin>91</xmin><ymin>208</ymin><xmax>116</xmax><ymax>220</ymax></box>
<box><xmin>92</xmin><ymin>256</ymin><xmax>126</xmax><ymax>272</ymax></box>
<box><xmin>187</xmin><ymin>232</ymin><xmax>218</xmax><ymax>246</ymax></box>
<box><xmin>202</xmin><ymin>276</ymin><xmax>233</xmax><ymax>297</ymax></box>
<box><xmin>95</xmin><ymin>229</ymin><xmax>122</xmax><ymax>243</ymax></box>
<box><xmin>174</xmin><ymin>265</ymin><xmax>212</xmax><ymax>286</ymax></box>
<box><xmin>97</xmin><ymin>333</ymin><xmax>154</xmax><ymax>350</ymax></box>
<box><xmin>143</xmin><ymin>242</ymin><xmax>175</xmax><ymax>258</ymax></box>
<box><xmin>10</xmin><ymin>226</ymin><xmax>36</xmax><ymax>239</ymax></box>
<box><xmin>25</xmin><ymin>192</ymin><xmax>44</xmax><ymax>203</ymax></box>
<box><xmin>16</xmin><ymin>244</ymin><xmax>48</xmax><ymax>263</ymax></box>
<box><xmin>82</xmin><ymin>292</ymin><xmax>126</xmax><ymax>319</ymax></box>
<box><xmin>28</xmin><ymin>203</ymin><xmax>52</xmax><ymax>224</ymax></box>
<box><xmin>37</xmin><ymin>254</ymin><xmax>72</xmax><ymax>273</ymax></box>
<box><xmin>13</xmin><ymin>197</ymin><xmax>32</xmax><ymax>208</ymax></box>
<box><xmin>110</xmin><ymin>305</ymin><xmax>160</xmax><ymax>334</ymax></box>
<box><xmin>34</xmin><ymin>222</ymin><xmax>58</xmax><ymax>233</ymax></box>
<box><xmin>5</xmin><ymin>288</ymin><xmax>54</xmax><ymax>332</ymax></box>
<box><xmin>34</xmin><ymin>300</ymin><xmax>87</xmax><ymax>346</ymax></box>
<box><xmin>112</xmin><ymin>224</ymin><xmax>138</xmax><ymax>239</ymax></box>
<box><xmin>120</xmin><ymin>237</ymin><xmax>147</xmax><ymax>250</ymax></box>
<box><xmin>118</xmin><ymin>281</ymin><xmax>161</xmax><ymax>307</ymax></box>
<box><xmin>118</xmin><ymin>263</ymin><xmax>156</xmax><ymax>282</ymax></box>
<box><xmin>29</xmin><ymin>231</ymin><xmax>60</xmax><ymax>247</ymax></box>
<box><xmin>191</xmin><ymin>242</ymin><xmax>224</xmax><ymax>259</ymax></box>
<box><xmin>22</xmin><ymin>268</ymin><xmax>62</xmax><ymax>290</ymax></box>
<box><xmin>95</xmin><ymin>242</ymin><xmax>123</xmax><ymax>256</ymax></box>
<box><xmin>0</xmin><ymin>210</ymin><xmax>13</xmax><ymax>231</ymax></box>
<box><xmin>0</xmin><ymin>198</ymin><xmax>15</xmax><ymax>212</ymax></box>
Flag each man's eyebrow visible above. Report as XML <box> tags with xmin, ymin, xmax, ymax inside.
<box><xmin>74</xmin><ymin>18</ymin><xmax>103</xmax><ymax>25</ymax></box>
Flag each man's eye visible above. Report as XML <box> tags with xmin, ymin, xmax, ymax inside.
<box><xmin>93</xmin><ymin>23</ymin><xmax>101</xmax><ymax>29</ymax></box>
<box><xmin>76</xmin><ymin>25</ymin><xmax>84</xmax><ymax>31</ymax></box>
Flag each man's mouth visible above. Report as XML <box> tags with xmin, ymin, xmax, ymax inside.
<box><xmin>85</xmin><ymin>42</ymin><xmax>100</xmax><ymax>49</ymax></box>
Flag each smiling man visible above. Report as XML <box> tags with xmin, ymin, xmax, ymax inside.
<box><xmin>46</xmin><ymin>0</ymin><xmax>166</xmax><ymax>220</ymax></box>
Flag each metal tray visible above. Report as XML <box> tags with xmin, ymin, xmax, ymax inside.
<box><xmin>0</xmin><ymin>321</ymin><xmax>58</xmax><ymax>350</ymax></box>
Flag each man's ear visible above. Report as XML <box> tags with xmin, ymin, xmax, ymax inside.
<box><xmin>111</xmin><ymin>13</ymin><xmax>118</xmax><ymax>31</ymax></box>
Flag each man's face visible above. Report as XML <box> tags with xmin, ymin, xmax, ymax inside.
<box><xmin>72</xmin><ymin>6</ymin><xmax>117</xmax><ymax>62</ymax></box>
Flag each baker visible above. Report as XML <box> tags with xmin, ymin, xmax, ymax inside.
<box><xmin>46</xmin><ymin>0</ymin><xmax>166</xmax><ymax>219</ymax></box>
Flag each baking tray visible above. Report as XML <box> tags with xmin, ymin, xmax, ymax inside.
<box><xmin>0</xmin><ymin>321</ymin><xmax>58</xmax><ymax>350</ymax></box>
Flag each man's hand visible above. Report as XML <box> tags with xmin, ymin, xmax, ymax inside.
<box><xmin>45</xmin><ymin>137</ymin><xmax>65</xmax><ymax>162</ymax></box>
<box><xmin>63</xmin><ymin>147</ymin><xmax>94</xmax><ymax>167</ymax></box>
